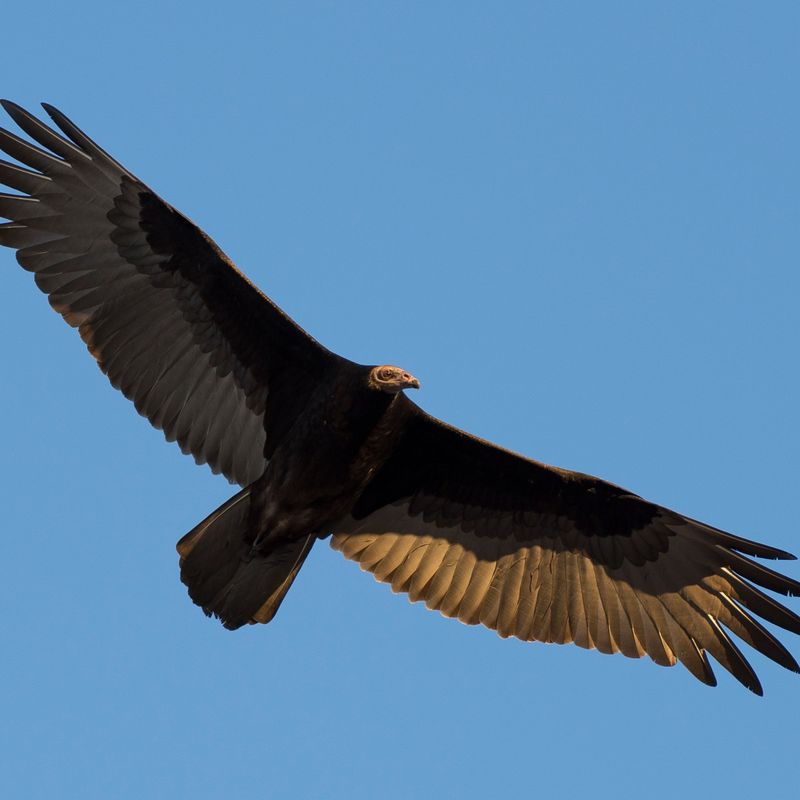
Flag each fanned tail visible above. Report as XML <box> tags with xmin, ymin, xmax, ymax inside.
<box><xmin>177</xmin><ymin>488</ymin><xmax>315</xmax><ymax>630</ymax></box>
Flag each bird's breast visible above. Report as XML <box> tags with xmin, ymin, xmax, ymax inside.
<box><xmin>250</xmin><ymin>386</ymin><xmax>404</xmax><ymax>544</ymax></box>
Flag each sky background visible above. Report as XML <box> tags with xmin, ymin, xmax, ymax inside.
<box><xmin>1</xmin><ymin>2</ymin><xmax>798</xmax><ymax>798</ymax></box>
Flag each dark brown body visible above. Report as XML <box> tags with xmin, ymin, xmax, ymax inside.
<box><xmin>248</xmin><ymin>364</ymin><xmax>406</xmax><ymax>553</ymax></box>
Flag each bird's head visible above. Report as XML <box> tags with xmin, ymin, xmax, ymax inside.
<box><xmin>368</xmin><ymin>365</ymin><xmax>421</xmax><ymax>394</ymax></box>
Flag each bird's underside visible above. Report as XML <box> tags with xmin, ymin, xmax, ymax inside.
<box><xmin>1</xmin><ymin>100</ymin><xmax>798</xmax><ymax>694</ymax></box>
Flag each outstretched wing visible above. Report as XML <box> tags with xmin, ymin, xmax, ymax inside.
<box><xmin>0</xmin><ymin>101</ymin><xmax>344</xmax><ymax>486</ymax></box>
<box><xmin>333</xmin><ymin>398</ymin><xmax>800</xmax><ymax>694</ymax></box>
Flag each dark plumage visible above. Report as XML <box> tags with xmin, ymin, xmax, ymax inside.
<box><xmin>1</xmin><ymin>101</ymin><xmax>798</xmax><ymax>694</ymax></box>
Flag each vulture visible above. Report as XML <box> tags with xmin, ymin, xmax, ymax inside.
<box><xmin>1</xmin><ymin>101</ymin><xmax>798</xmax><ymax>696</ymax></box>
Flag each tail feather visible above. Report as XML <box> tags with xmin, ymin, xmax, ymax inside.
<box><xmin>177</xmin><ymin>487</ymin><xmax>314</xmax><ymax>630</ymax></box>
<box><xmin>178</xmin><ymin>489</ymin><xmax>252</xmax><ymax>611</ymax></box>
<box><xmin>252</xmin><ymin>535</ymin><xmax>315</xmax><ymax>624</ymax></box>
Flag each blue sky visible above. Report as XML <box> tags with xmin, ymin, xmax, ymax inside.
<box><xmin>1</xmin><ymin>2</ymin><xmax>798</xmax><ymax>798</ymax></box>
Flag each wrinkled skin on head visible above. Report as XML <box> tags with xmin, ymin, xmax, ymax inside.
<box><xmin>368</xmin><ymin>365</ymin><xmax>421</xmax><ymax>394</ymax></box>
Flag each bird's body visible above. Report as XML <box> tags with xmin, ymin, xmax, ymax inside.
<box><xmin>248</xmin><ymin>366</ymin><xmax>402</xmax><ymax>551</ymax></box>
<box><xmin>1</xmin><ymin>100</ymin><xmax>798</xmax><ymax>693</ymax></box>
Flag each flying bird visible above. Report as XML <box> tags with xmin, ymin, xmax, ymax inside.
<box><xmin>1</xmin><ymin>101</ymin><xmax>798</xmax><ymax>695</ymax></box>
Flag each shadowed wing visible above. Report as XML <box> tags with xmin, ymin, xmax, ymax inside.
<box><xmin>333</xmin><ymin>398</ymin><xmax>800</xmax><ymax>694</ymax></box>
<box><xmin>0</xmin><ymin>101</ymin><xmax>343</xmax><ymax>485</ymax></box>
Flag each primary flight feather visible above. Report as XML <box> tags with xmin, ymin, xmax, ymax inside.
<box><xmin>1</xmin><ymin>101</ymin><xmax>797</xmax><ymax>694</ymax></box>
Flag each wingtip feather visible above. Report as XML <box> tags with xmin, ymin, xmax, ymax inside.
<box><xmin>0</xmin><ymin>99</ymin><xmax>30</xmax><ymax>118</ymax></box>
<box><xmin>40</xmin><ymin>103</ymin><xmax>73</xmax><ymax>134</ymax></box>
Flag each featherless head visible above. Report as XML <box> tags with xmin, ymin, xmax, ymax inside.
<box><xmin>368</xmin><ymin>365</ymin><xmax>421</xmax><ymax>393</ymax></box>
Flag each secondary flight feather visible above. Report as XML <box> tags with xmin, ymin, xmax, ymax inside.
<box><xmin>1</xmin><ymin>101</ymin><xmax>797</xmax><ymax>694</ymax></box>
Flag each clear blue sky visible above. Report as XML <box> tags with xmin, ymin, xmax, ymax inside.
<box><xmin>1</xmin><ymin>2</ymin><xmax>798</xmax><ymax>798</ymax></box>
